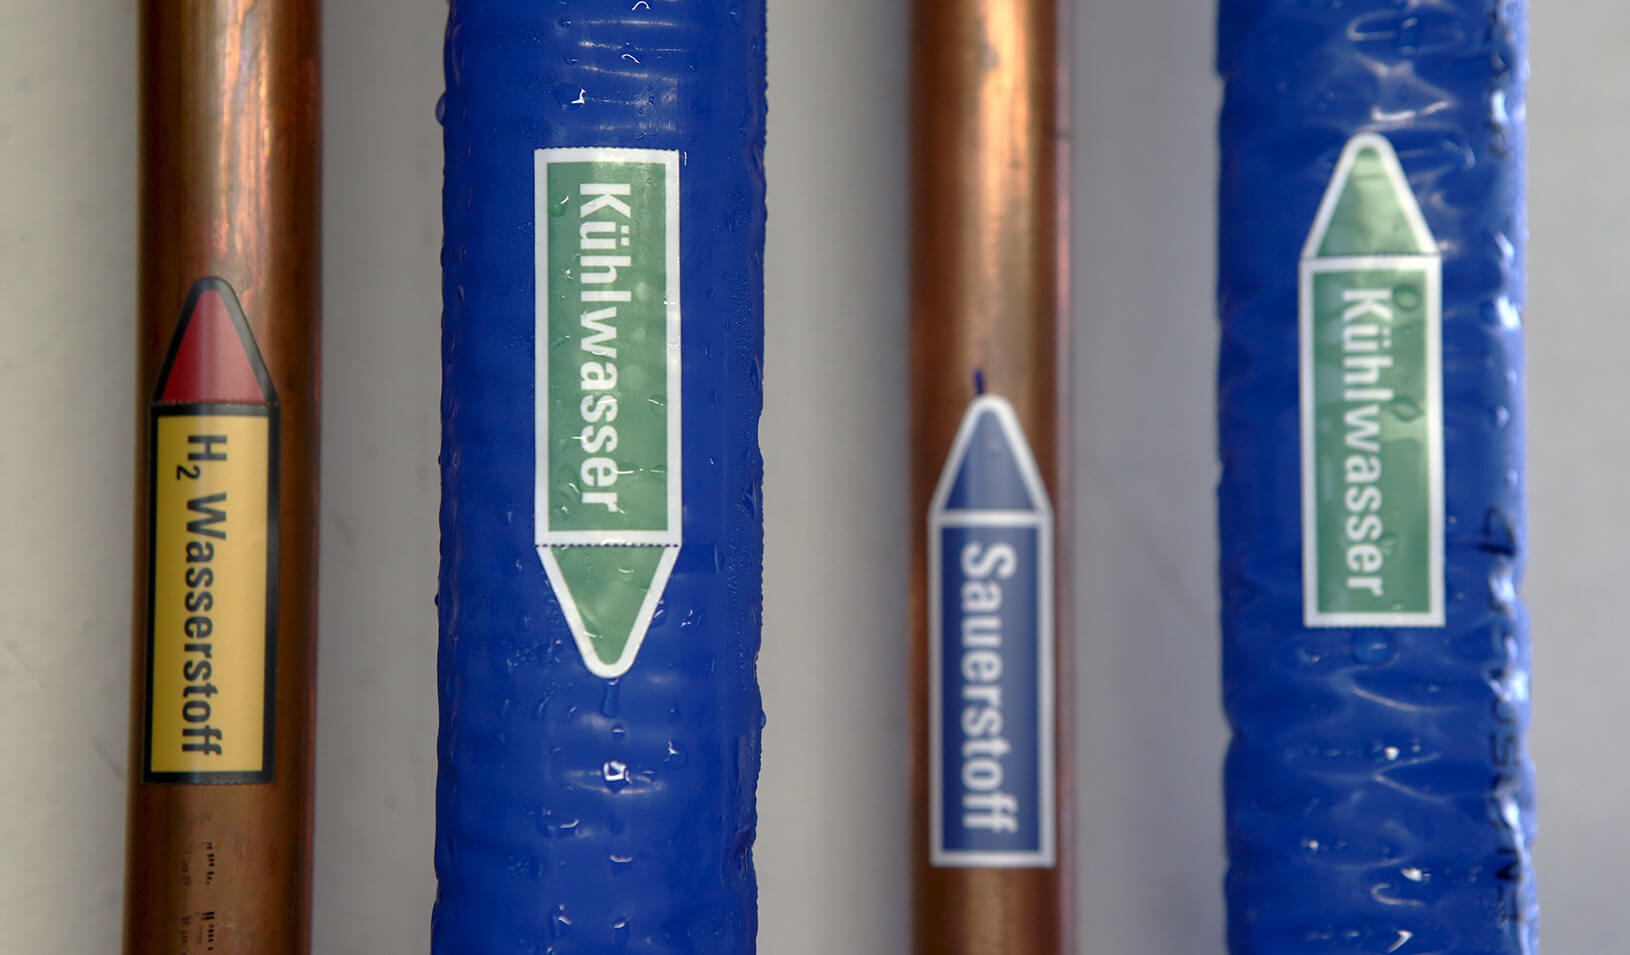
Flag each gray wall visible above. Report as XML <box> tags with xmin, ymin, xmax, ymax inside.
<box><xmin>0</xmin><ymin>1</ymin><xmax>1612</xmax><ymax>951</ymax></box>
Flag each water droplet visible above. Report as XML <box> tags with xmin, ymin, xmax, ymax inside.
<box><xmin>1480</xmin><ymin>509</ymin><xmax>1518</xmax><ymax>557</ymax></box>
<box><xmin>601</xmin><ymin>680</ymin><xmax>621</xmax><ymax>717</ymax></box>
<box><xmin>434</xmin><ymin>94</ymin><xmax>447</xmax><ymax>125</ymax></box>
<box><xmin>549</xmin><ymin>905</ymin><xmax>572</xmax><ymax>940</ymax></box>
<box><xmin>1387</xmin><ymin>395</ymin><xmax>1422</xmax><ymax>422</ymax></box>
<box><xmin>553</xmin><ymin>83</ymin><xmax>587</xmax><ymax>108</ymax></box>
<box><xmin>664</xmin><ymin>741</ymin><xmax>686</xmax><ymax>767</ymax></box>
<box><xmin>603</xmin><ymin>760</ymin><xmax>630</xmax><ymax>791</ymax></box>
<box><xmin>1354</xmin><ymin>634</ymin><xmax>1395</xmax><ymax>665</ymax></box>
<box><xmin>1489</xmin><ymin>565</ymin><xmax>1518</xmax><ymax>610</ymax></box>
<box><xmin>1492</xmin><ymin>405</ymin><xmax>1511</xmax><ymax>428</ymax></box>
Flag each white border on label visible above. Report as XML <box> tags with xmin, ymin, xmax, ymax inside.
<box><xmin>927</xmin><ymin>394</ymin><xmax>1057</xmax><ymax>869</ymax></box>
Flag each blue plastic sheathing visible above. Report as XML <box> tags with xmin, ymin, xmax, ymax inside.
<box><xmin>435</xmin><ymin>3</ymin><xmax>766</xmax><ymax>953</ymax></box>
<box><xmin>1218</xmin><ymin>3</ymin><xmax>1533</xmax><ymax>953</ymax></box>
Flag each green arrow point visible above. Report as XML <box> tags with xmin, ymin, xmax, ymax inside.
<box><xmin>543</xmin><ymin>545</ymin><xmax>676</xmax><ymax>677</ymax></box>
<box><xmin>1312</xmin><ymin>135</ymin><xmax>1434</xmax><ymax>258</ymax></box>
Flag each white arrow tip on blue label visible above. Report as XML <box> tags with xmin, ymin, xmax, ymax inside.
<box><xmin>932</xmin><ymin>395</ymin><xmax>1052</xmax><ymax>517</ymax></box>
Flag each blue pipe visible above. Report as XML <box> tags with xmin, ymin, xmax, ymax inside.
<box><xmin>436</xmin><ymin>3</ymin><xmax>766</xmax><ymax>951</ymax></box>
<box><xmin>1218</xmin><ymin>3</ymin><xmax>1533</xmax><ymax>952</ymax></box>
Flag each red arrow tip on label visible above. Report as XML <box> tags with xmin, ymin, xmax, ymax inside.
<box><xmin>159</xmin><ymin>285</ymin><xmax>269</xmax><ymax>404</ymax></box>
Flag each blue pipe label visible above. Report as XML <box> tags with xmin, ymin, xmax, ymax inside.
<box><xmin>1300</xmin><ymin>133</ymin><xmax>1444</xmax><ymax>628</ymax></box>
<box><xmin>534</xmin><ymin>147</ymin><xmax>682</xmax><ymax>678</ymax></box>
<box><xmin>929</xmin><ymin>396</ymin><xmax>1056</xmax><ymax>868</ymax></box>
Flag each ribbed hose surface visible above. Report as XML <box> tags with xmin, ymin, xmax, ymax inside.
<box><xmin>1218</xmin><ymin>3</ymin><xmax>1533</xmax><ymax>953</ymax></box>
<box><xmin>436</xmin><ymin>3</ymin><xmax>766</xmax><ymax>952</ymax></box>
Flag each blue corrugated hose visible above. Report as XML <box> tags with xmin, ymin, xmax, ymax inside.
<box><xmin>1219</xmin><ymin>3</ymin><xmax>1533</xmax><ymax>952</ymax></box>
<box><xmin>436</xmin><ymin>2</ymin><xmax>766</xmax><ymax>952</ymax></box>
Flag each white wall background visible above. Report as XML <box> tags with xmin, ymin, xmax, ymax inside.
<box><xmin>0</xmin><ymin>2</ymin><xmax>1616</xmax><ymax>952</ymax></box>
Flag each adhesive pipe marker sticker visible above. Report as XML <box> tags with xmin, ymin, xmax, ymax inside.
<box><xmin>144</xmin><ymin>278</ymin><xmax>279</xmax><ymax>783</ymax></box>
<box><xmin>535</xmin><ymin>148</ymin><xmax>682</xmax><ymax>679</ymax></box>
<box><xmin>1300</xmin><ymin>133</ymin><xmax>1444</xmax><ymax>628</ymax></box>
<box><xmin>929</xmin><ymin>395</ymin><xmax>1056</xmax><ymax>868</ymax></box>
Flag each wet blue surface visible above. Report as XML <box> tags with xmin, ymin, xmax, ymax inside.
<box><xmin>1218</xmin><ymin>2</ymin><xmax>1534</xmax><ymax>952</ymax></box>
<box><xmin>436</xmin><ymin>3</ymin><xmax>765</xmax><ymax>952</ymax></box>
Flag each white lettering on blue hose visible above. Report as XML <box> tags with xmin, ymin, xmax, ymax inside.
<box><xmin>929</xmin><ymin>395</ymin><xmax>1056</xmax><ymax>868</ymax></box>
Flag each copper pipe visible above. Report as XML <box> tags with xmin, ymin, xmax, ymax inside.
<box><xmin>125</xmin><ymin>2</ymin><xmax>319</xmax><ymax>952</ymax></box>
<box><xmin>909</xmin><ymin>0</ymin><xmax>1071</xmax><ymax>951</ymax></box>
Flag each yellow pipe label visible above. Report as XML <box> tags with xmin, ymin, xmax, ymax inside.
<box><xmin>146</xmin><ymin>410</ymin><xmax>277</xmax><ymax>781</ymax></box>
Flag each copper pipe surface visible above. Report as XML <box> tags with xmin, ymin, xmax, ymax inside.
<box><xmin>909</xmin><ymin>0</ymin><xmax>1071</xmax><ymax>951</ymax></box>
<box><xmin>125</xmin><ymin>1</ymin><xmax>319</xmax><ymax>952</ymax></box>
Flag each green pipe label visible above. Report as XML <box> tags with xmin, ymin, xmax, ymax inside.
<box><xmin>1300</xmin><ymin>133</ymin><xmax>1444</xmax><ymax>628</ymax></box>
<box><xmin>535</xmin><ymin>147</ymin><xmax>681</xmax><ymax>677</ymax></box>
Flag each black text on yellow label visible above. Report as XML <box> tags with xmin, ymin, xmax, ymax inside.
<box><xmin>145</xmin><ymin>409</ymin><xmax>278</xmax><ymax>783</ymax></box>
